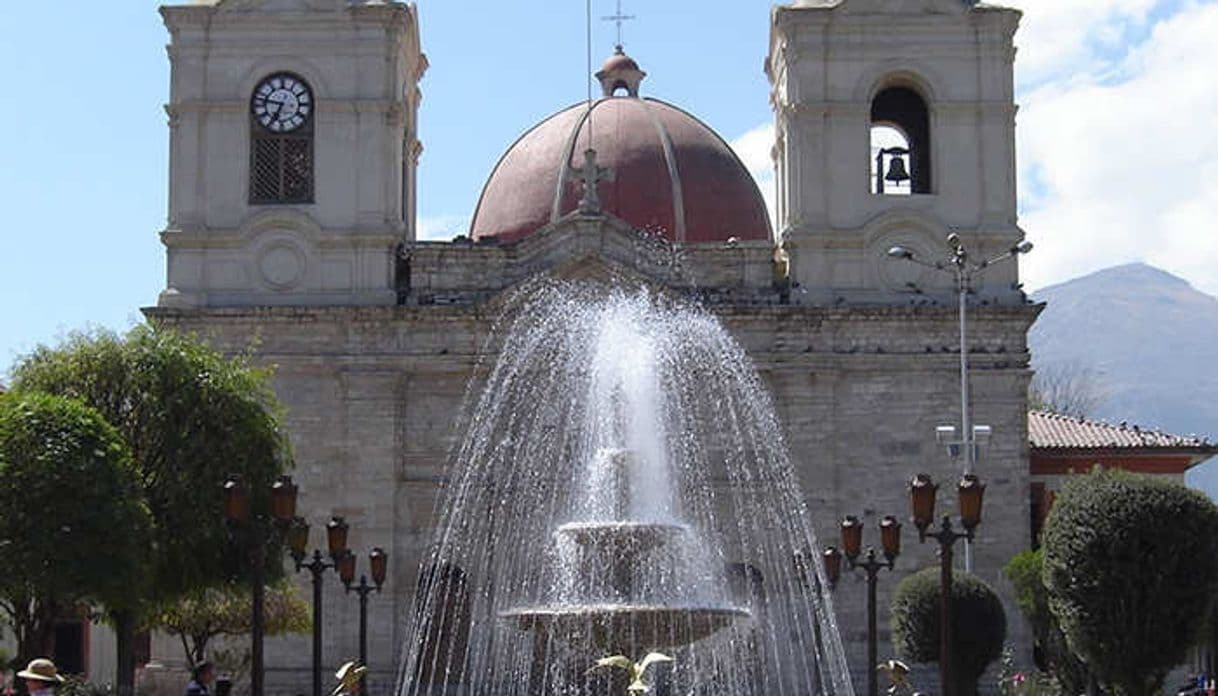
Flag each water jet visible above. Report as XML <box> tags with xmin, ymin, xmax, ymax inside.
<box><xmin>399</xmin><ymin>281</ymin><xmax>853</xmax><ymax>696</ymax></box>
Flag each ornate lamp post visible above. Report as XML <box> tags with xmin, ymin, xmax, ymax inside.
<box><xmin>223</xmin><ymin>474</ymin><xmax>300</xmax><ymax>696</ymax></box>
<box><xmin>823</xmin><ymin>514</ymin><xmax>902</xmax><ymax>696</ymax></box>
<box><xmin>888</xmin><ymin>234</ymin><xmax>1030</xmax><ymax>571</ymax></box>
<box><xmin>338</xmin><ymin>547</ymin><xmax>388</xmax><ymax>671</ymax></box>
<box><xmin>909</xmin><ymin>473</ymin><xmax>986</xmax><ymax>696</ymax></box>
<box><xmin>287</xmin><ymin>515</ymin><xmax>352</xmax><ymax>696</ymax></box>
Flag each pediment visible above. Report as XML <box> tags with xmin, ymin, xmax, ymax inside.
<box><xmin>832</xmin><ymin>0</ymin><xmax>973</xmax><ymax>15</ymax></box>
<box><xmin>504</xmin><ymin>214</ymin><xmax>690</xmax><ymax>288</ymax></box>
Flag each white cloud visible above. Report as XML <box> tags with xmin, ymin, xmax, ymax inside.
<box><xmin>1009</xmin><ymin>0</ymin><xmax>1159</xmax><ymax>88</ymax></box>
<box><xmin>1017</xmin><ymin>1</ymin><xmax>1218</xmax><ymax>295</ymax></box>
<box><xmin>417</xmin><ymin>214</ymin><xmax>468</xmax><ymax>242</ymax></box>
<box><xmin>729</xmin><ymin>123</ymin><xmax>778</xmax><ymax>231</ymax></box>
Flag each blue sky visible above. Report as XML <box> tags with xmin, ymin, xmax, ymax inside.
<box><xmin>2</xmin><ymin>0</ymin><xmax>1217</xmax><ymax>373</ymax></box>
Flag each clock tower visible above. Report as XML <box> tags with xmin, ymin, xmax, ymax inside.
<box><xmin>158</xmin><ymin>0</ymin><xmax>425</xmax><ymax>308</ymax></box>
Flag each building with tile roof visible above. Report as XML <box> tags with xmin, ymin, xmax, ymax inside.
<box><xmin>1028</xmin><ymin>410</ymin><xmax>1217</xmax><ymax>542</ymax></box>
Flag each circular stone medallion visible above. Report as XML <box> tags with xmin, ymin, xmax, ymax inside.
<box><xmin>257</xmin><ymin>242</ymin><xmax>306</xmax><ymax>290</ymax></box>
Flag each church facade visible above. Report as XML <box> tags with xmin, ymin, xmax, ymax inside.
<box><xmin>147</xmin><ymin>1</ymin><xmax>1037</xmax><ymax>693</ymax></box>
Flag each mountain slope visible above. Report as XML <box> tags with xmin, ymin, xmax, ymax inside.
<box><xmin>1029</xmin><ymin>263</ymin><xmax>1218</xmax><ymax>493</ymax></box>
<box><xmin>1031</xmin><ymin>263</ymin><xmax>1218</xmax><ymax>438</ymax></box>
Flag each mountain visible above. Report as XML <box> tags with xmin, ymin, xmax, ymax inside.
<box><xmin>1029</xmin><ymin>262</ymin><xmax>1218</xmax><ymax>494</ymax></box>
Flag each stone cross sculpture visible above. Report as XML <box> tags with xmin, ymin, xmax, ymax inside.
<box><xmin>572</xmin><ymin>147</ymin><xmax>615</xmax><ymax>215</ymax></box>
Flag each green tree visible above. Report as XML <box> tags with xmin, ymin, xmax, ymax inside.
<box><xmin>10</xmin><ymin>326</ymin><xmax>292</xmax><ymax>694</ymax></box>
<box><xmin>0</xmin><ymin>391</ymin><xmax>150</xmax><ymax>666</ymax></box>
<box><xmin>1041</xmin><ymin>469</ymin><xmax>1218</xmax><ymax>696</ymax></box>
<box><xmin>152</xmin><ymin>580</ymin><xmax>310</xmax><ymax>669</ymax></box>
<box><xmin>1003</xmin><ymin>550</ymin><xmax>1088</xmax><ymax>694</ymax></box>
<box><xmin>890</xmin><ymin>567</ymin><xmax>1007</xmax><ymax>696</ymax></box>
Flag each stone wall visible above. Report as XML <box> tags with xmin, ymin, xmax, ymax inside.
<box><xmin>148</xmin><ymin>295</ymin><xmax>1037</xmax><ymax>696</ymax></box>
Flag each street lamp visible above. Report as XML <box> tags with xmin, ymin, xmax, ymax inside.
<box><xmin>823</xmin><ymin>514</ymin><xmax>902</xmax><ymax>696</ymax></box>
<box><xmin>222</xmin><ymin>474</ymin><xmax>299</xmax><ymax>696</ymax></box>
<box><xmin>288</xmin><ymin>516</ymin><xmax>352</xmax><ymax>696</ymax></box>
<box><xmin>908</xmin><ymin>473</ymin><xmax>986</xmax><ymax>696</ymax></box>
<box><xmin>339</xmin><ymin>547</ymin><xmax>388</xmax><ymax>674</ymax></box>
<box><xmin>888</xmin><ymin>233</ymin><xmax>1030</xmax><ymax>571</ymax></box>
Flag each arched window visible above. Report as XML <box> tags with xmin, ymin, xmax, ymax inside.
<box><xmin>870</xmin><ymin>86</ymin><xmax>931</xmax><ymax>195</ymax></box>
<box><xmin>249</xmin><ymin>72</ymin><xmax>314</xmax><ymax>204</ymax></box>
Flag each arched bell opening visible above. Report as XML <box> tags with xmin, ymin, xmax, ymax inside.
<box><xmin>870</xmin><ymin>86</ymin><xmax>931</xmax><ymax>195</ymax></box>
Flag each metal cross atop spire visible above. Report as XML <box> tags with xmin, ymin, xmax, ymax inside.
<box><xmin>601</xmin><ymin>0</ymin><xmax>635</xmax><ymax>48</ymax></box>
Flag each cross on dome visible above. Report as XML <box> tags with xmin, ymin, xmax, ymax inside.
<box><xmin>571</xmin><ymin>148</ymin><xmax>615</xmax><ymax>215</ymax></box>
<box><xmin>601</xmin><ymin>0</ymin><xmax>635</xmax><ymax>50</ymax></box>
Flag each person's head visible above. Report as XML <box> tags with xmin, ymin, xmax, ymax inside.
<box><xmin>16</xmin><ymin>659</ymin><xmax>62</xmax><ymax>693</ymax></box>
<box><xmin>192</xmin><ymin>662</ymin><xmax>214</xmax><ymax>685</ymax></box>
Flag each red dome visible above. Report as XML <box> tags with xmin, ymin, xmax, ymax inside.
<box><xmin>469</xmin><ymin>96</ymin><xmax>772</xmax><ymax>245</ymax></box>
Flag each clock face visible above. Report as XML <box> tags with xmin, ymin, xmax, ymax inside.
<box><xmin>252</xmin><ymin>74</ymin><xmax>312</xmax><ymax>133</ymax></box>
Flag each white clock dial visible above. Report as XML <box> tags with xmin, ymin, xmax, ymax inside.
<box><xmin>252</xmin><ymin>74</ymin><xmax>313</xmax><ymax>133</ymax></box>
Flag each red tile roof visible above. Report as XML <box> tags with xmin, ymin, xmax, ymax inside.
<box><xmin>1029</xmin><ymin>410</ymin><xmax>1216</xmax><ymax>452</ymax></box>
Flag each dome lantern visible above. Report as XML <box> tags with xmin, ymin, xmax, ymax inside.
<box><xmin>596</xmin><ymin>46</ymin><xmax>646</xmax><ymax>97</ymax></box>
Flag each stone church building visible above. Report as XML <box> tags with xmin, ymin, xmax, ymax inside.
<box><xmin>144</xmin><ymin>0</ymin><xmax>1037</xmax><ymax>693</ymax></box>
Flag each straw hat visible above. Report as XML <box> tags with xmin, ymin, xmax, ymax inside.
<box><xmin>331</xmin><ymin>661</ymin><xmax>367</xmax><ymax>696</ymax></box>
<box><xmin>17</xmin><ymin>658</ymin><xmax>64</xmax><ymax>684</ymax></box>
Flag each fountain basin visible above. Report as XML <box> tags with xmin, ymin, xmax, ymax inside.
<box><xmin>501</xmin><ymin>604</ymin><xmax>751</xmax><ymax>649</ymax></box>
<box><xmin>555</xmin><ymin>520</ymin><xmax>688</xmax><ymax>553</ymax></box>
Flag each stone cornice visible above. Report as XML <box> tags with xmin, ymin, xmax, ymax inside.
<box><xmin>161</xmin><ymin>226</ymin><xmax>401</xmax><ymax>250</ymax></box>
<box><xmin>774</xmin><ymin>100</ymin><xmax>1015</xmax><ymax>121</ymax></box>
<box><xmin>146</xmin><ymin>298</ymin><xmax>1041</xmax><ymax>326</ymax></box>
<box><xmin>165</xmin><ymin>98</ymin><xmax>409</xmax><ymax>117</ymax></box>
<box><xmin>162</xmin><ymin>3</ymin><xmax>414</xmax><ymax>31</ymax></box>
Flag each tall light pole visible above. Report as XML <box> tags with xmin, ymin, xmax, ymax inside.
<box><xmin>823</xmin><ymin>514</ymin><xmax>902</xmax><ymax>696</ymax></box>
<box><xmin>286</xmin><ymin>516</ymin><xmax>352</xmax><ymax>696</ymax></box>
<box><xmin>338</xmin><ymin>547</ymin><xmax>388</xmax><ymax>673</ymax></box>
<box><xmin>909</xmin><ymin>472</ymin><xmax>986</xmax><ymax>696</ymax></box>
<box><xmin>223</xmin><ymin>474</ymin><xmax>301</xmax><ymax>696</ymax></box>
<box><xmin>888</xmin><ymin>233</ymin><xmax>1031</xmax><ymax>570</ymax></box>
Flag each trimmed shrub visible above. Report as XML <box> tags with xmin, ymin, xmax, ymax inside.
<box><xmin>1003</xmin><ymin>549</ymin><xmax>1088</xmax><ymax>693</ymax></box>
<box><xmin>890</xmin><ymin>567</ymin><xmax>1007</xmax><ymax>696</ymax></box>
<box><xmin>1041</xmin><ymin>468</ymin><xmax>1218</xmax><ymax>696</ymax></box>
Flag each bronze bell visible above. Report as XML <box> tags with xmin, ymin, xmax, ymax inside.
<box><xmin>884</xmin><ymin>155</ymin><xmax>911</xmax><ymax>184</ymax></box>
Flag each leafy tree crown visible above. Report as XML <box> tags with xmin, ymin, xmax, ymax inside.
<box><xmin>890</xmin><ymin>567</ymin><xmax>1007</xmax><ymax>688</ymax></box>
<box><xmin>1041</xmin><ymin>468</ymin><xmax>1218</xmax><ymax>696</ymax></box>
<box><xmin>10</xmin><ymin>326</ymin><xmax>292</xmax><ymax>604</ymax></box>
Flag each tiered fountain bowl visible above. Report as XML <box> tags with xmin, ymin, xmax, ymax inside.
<box><xmin>502</xmin><ymin>517</ymin><xmax>750</xmax><ymax>650</ymax></box>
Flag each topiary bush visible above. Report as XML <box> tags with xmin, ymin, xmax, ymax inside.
<box><xmin>890</xmin><ymin>567</ymin><xmax>1007</xmax><ymax>696</ymax></box>
<box><xmin>1040</xmin><ymin>468</ymin><xmax>1218</xmax><ymax>696</ymax></box>
<box><xmin>1003</xmin><ymin>549</ymin><xmax>1088</xmax><ymax>694</ymax></box>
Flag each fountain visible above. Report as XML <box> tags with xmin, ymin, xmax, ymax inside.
<box><xmin>398</xmin><ymin>279</ymin><xmax>854</xmax><ymax>696</ymax></box>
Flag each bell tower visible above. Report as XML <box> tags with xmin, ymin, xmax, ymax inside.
<box><xmin>158</xmin><ymin>0</ymin><xmax>426</xmax><ymax>308</ymax></box>
<box><xmin>767</xmin><ymin>0</ymin><xmax>1025</xmax><ymax>304</ymax></box>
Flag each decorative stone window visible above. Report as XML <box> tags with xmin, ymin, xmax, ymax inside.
<box><xmin>249</xmin><ymin>72</ymin><xmax>314</xmax><ymax>204</ymax></box>
<box><xmin>870</xmin><ymin>86</ymin><xmax>931</xmax><ymax>195</ymax></box>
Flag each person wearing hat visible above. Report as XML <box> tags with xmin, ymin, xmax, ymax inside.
<box><xmin>17</xmin><ymin>658</ymin><xmax>63</xmax><ymax>696</ymax></box>
<box><xmin>332</xmin><ymin>661</ymin><xmax>366</xmax><ymax>696</ymax></box>
<box><xmin>184</xmin><ymin>661</ymin><xmax>214</xmax><ymax>696</ymax></box>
